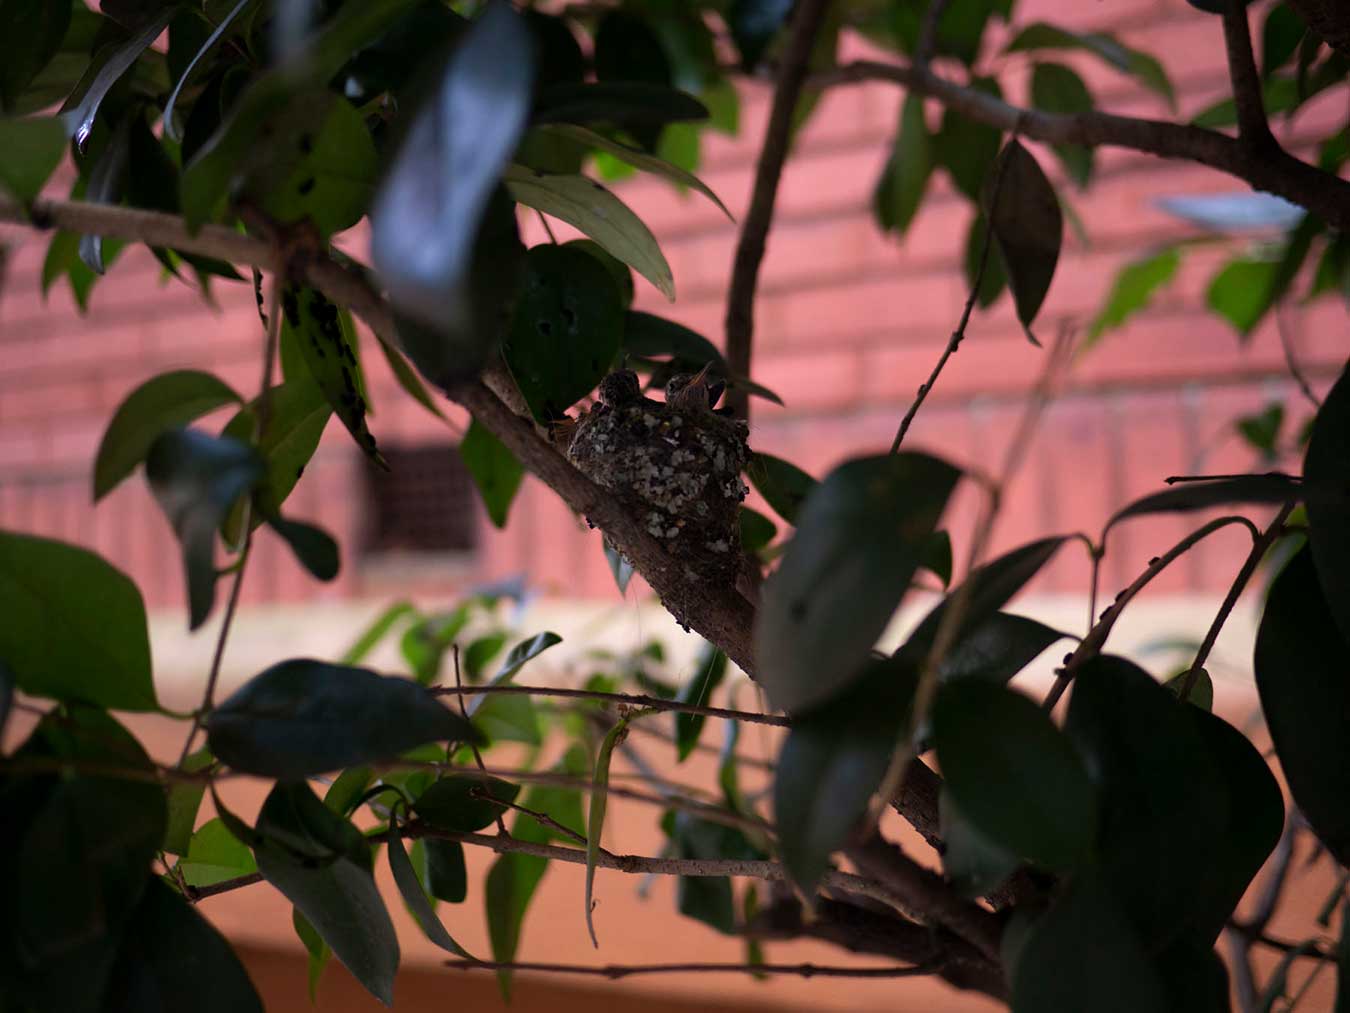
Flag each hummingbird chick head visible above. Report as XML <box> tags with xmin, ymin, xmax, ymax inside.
<box><xmin>598</xmin><ymin>369</ymin><xmax>642</xmax><ymax>407</ymax></box>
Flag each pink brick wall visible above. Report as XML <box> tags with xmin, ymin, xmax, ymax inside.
<box><xmin>0</xmin><ymin>0</ymin><xmax>1343</xmax><ymax>613</ymax></box>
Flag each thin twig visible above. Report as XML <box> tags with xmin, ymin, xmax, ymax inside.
<box><xmin>1220</xmin><ymin>0</ymin><xmax>1277</xmax><ymax>150</ymax></box>
<box><xmin>723</xmin><ymin>0</ymin><xmax>834</xmax><ymax>420</ymax></box>
<box><xmin>433</xmin><ymin>682</ymin><xmax>787</xmax><ymax>727</ymax></box>
<box><xmin>913</xmin><ymin>0</ymin><xmax>951</xmax><ymax>67</ymax></box>
<box><xmin>1176</xmin><ymin>502</ymin><xmax>1294</xmax><ymax>701</ymax></box>
<box><xmin>890</xmin><ymin>138</ymin><xmax>1013</xmax><ymax>454</ymax></box>
<box><xmin>1042</xmin><ymin>514</ymin><xmax>1261</xmax><ymax>711</ymax></box>
<box><xmin>536</xmin><ymin>209</ymin><xmax>558</xmax><ymax>244</ymax></box>
<box><xmin>442</xmin><ymin>957</ymin><xmax>940</xmax><ymax>980</ymax></box>
<box><xmin>484</xmin><ymin>792</ymin><xmax>588</xmax><ymax>846</ymax></box>
<box><xmin>453</xmin><ymin>646</ymin><xmax>508</xmax><ymax>836</ymax></box>
<box><xmin>1275</xmin><ymin>301</ymin><xmax>1322</xmax><ymax>409</ymax></box>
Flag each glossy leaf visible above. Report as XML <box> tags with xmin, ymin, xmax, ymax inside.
<box><xmin>414</xmin><ymin>774</ymin><xmax>520</xmax><ymax>832</ymax></box>
<box><xmin>775</xmin><ymin>655</ymin><xmax>918</xmax><ymax>891</ymax></box>
<box><xmin>162</xmin><ymin>0</ymin><xmax>248</xmax><ymax>142</ymax></box>
<box><xmin>1030</xmin><ymin>62</ymin><xmax>1095</xmax><ymax>188</ymax></box>
<box><xmin>178</xmin><ymin>818</ymin><xmax>257</xmax><ymax>888</ymax></box>
<box><xmin>0</xmin><ymin>116</ymin><xmax>66</xmax><ymax>202</ymax></box>
<box><xmin>0</xmin><ymin>0</ymin><xmax>72</xmax><ymax>112</ymax></box>
<box><xmin>986</xmin><ymin>140</ymin><xmax>1062</xmax><ymax>339</ymax></box>
<box><xmin>95</xmin><ymin>370</ymin><xmax>242</xmax><ymax>501</ymax></box>
<box><xmin>1088</xmin><ymin>247</ymin><xmax>1180</xmax><ymax>343</ymax></box>
<box><xmin>251</xmin><ymin>783</ymin><xmax>398</xmax><ymax>1006</ymax></box>
<box><xmin>501</xmin><ymin>243</ymin><xmax>624</xmax><ymax>422</ymax></box>
<box><xmin>146</xmin><ymin>429</ymin><xmax>263</xmax><ymax>629</ymax></box>
<box><xmin>1005</xmin><ymin>22</ymin><xmax>1175</xmax><ymax>107</ymax></box>
<box><xmin>505</xmin><ymin>166</ymin><xmax>675</xmax><ymax>301</ymax></box>
<box><xmin>387</xmin><ymin>828</ymin><xmax>473</xmax><ymax>957</ymax></box>
<box><xmin>934</xmin><ymin>681</ymin><xmax>1095</xmax><ymax>871</ymax></box>
<box><xmin>220</xmin><ymin>381</ymin><xmax>331</xmax><ymax>531</ymax></box>
<box><xmin>426</xmin><ymin>839</ymin><xmax>467</xmax><ymax>904</ymax></box>
<box><xmin>1105</xmin><ymin>473</ymin><xmax>1303</xmax><ymax>534</ymax></box>
<box><xmin>675</xmin><ymin>643</ymin><xmax>727</xmax><ymax>762</ymax></box>
<box><xmin>745</xmin><ymin>453</ymin><xmax>816</xmax><ymax>526</ymax></box>
<box><xmin>105</xmin><ymin>877</ymin><xmax>263</xmax><ymax>1013</ymax></box>
<box><xmin>59</xmin><ymin>8</ymin><xmax>173</xmax><ymax>143</ymax></box>
<box><xmin>872</xmin><ymin>93</ymin><xmax>932</xmax><ymax>237</ymax></box>
<box><xmin>371</xmin><ymin>2</ymin><xmax>532</xmax><ymax>334</ymax></box>
<box><xmin>1156</xmin><ymin>191</ymin><xmax>1304</xmax><ymax>233</ymax></box>
<box><xmin>936</xmin><ymin>612</ymin><xmax>1067</xmax><ymax>687</ymax></box>
<box><xmin>460</xmin><ymin>419</ymin><xmax>523</xmax><ymax>528</ymax></box>
<box><xmin>940</xmin><ymin>788</ymin><xmax>1019</xmax><ymax>897</ymax></box>
<box><xmin>206</xmin><ymin>658</ymin><xmax>480</xmax><ymax>778</ymax></box>
<box><xmin>1304</xmin><ymin>366</ymin><xmax>1350</xmax><ymax>643</ymax></box>
<box><xmin>78</xmin><ymin>116</ymin><xmax>132</xmax><ymax>275</ymax></box>
<box><xmin>264</xmin><ymin>515</ymin><xmax>340</xmax><ymax>583</ymax></box>
<box><xmin>533</xmin><ymin>81</ymin><xmax>709</xmax><ymax>131</ymax></box>
<box><xmin>758</xmin><ymin>453</ymin><xmax>960</xmax><ymax>713</ymax></box>
<box><xmin>280</xmin><ymin>285</ymin><xmax>384</xmax><ymax>467</ymax></box>
<box><xmin>0</xmin><ymin>530</ymin><xmax>156</xmax><ymax>710</ymax></box>
<box><xmin>1254</xmin><ymin>546</ymin><xmax>1350</xmax><ymax>865</ymax></box>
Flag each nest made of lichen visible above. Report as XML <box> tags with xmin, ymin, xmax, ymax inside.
<box><xmin>566</xmin><ymin>390</ymin><xmax>749</xmax><ymax>583</ymax></box>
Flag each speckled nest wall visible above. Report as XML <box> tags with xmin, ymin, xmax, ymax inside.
<box><xmin>566</xmin><ymin>373</ymin><xmax>749</xmax><ymax>587</ymax></box>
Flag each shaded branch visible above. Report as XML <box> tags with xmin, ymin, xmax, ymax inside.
<box><xmin>432</xmin><ymin>682</ymin><xmax>785</xmax><ymax>726</ymax></box>
<box><xmin>1220</xmin><ymin>0</ymin><xmax>1277</xmax><ymax>151</ymax></box>
<box><xmin>812</xmin><ymin>60</ymin><xmax>1350</xmax><ymax>231</ymax></box>
<box><xmin>442</xmin><ymin>957</ymin><xmax>939</xmax><ymax>980</ymax></box>
<box><xmin>723</xmin><ymin>0</ymin><xmax>834</xmax><ymax>420</ymax></box>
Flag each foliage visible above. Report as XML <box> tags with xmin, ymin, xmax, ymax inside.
<box><xmin>1</xmin><ymin>0</ymin><xmax>1349</xmax><ymax>1010</ymax></box>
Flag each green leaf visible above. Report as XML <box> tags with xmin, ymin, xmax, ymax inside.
<box><xmin>95</xmin><ymin>370</ymin><xmax>242</xmax><ymax>501</ymax></box>
<box><xmin>105</xmin><ymin>877</ymin><xmax>263</xmax><ymax>1013</ymax></box>
<box><xmin>251</xmin><ymin>783</ymin><xmax>399</xmax><ymax>1006</ymax></box>
<box><xmin>263</xmin><ymin>515</ymin><xmax>340</xmax><ymax>583</ymax></box>
<box><xmin>460</xmin><ymin>419</ymin><xmax>523</xmax><ymax>528</ymax></box>
<box><xmin>0</xmin><ymin>0</ymin><xmax>72</xmax><ymax>113</ymax></box>
<box><xmin>934</xmin><ymin>681</ymin><xmax>1095</xmax><ymax>870</ymax></box>
<box><xmin>675</xmin><ymin>643</ymin><xmax>727</xmax><ymax>762</ymax></box>
<box><xmin>1009</xmin><ymin>872</ymin><xmax>1169</xmax><ymax>1011</ymax></box>
<box><xmin>206</xmin><ymin>658</ymin><xmax>480</xmax><ymax>779</ymax></box>
<box><xmin>745</xmin><ymin>453</ymin><xmax>816</xmax><ymax>526</ymax></box>
<box><xmin>934</xmin><ymin>77</ymin><xmax>1003</xmax><ymax>202</ymax></box>
<box><xmin>145</xmin><ymin>429</ymin><xmax>263</xmax><ymax>629</ymax></box>
<box><xmin>533</xmin><ymin>81</ymin><xmax>709</xmax><ymax>131</ymax></box>
<box><xmin>1088</xmin><ymin>248</ymin><xmax>1180</xmax><ymax>343</ymax></box>
<box><xmin>758</xmin><ymin>453</ymin><xmax>960</xmax><ymax>713</ymax></box>
<box><xmin>220</xmin><ymin>381</ymin><xmax>331</xmax><ymax>531</ymax></box>
<box><xmin>178</xmin><ymin>818</ymin><xmax>257</xmax><ymax>888</ymax></box>
<box><xmin>502</xmin><ymin>243</ymin><xmax>624</xmax><ymax>422</ymax></box>
<box><xmin>1304</xmin><ymin>366</ymin><xmax>1350</xmax><ymax>644</ymax></box>
<box><xmin>463</xmin><ymin>633</ymin><xmax>507</xmax><ymax>682</ymax></box>
<box><xmin>0</xmin><ymin>116</ymin><xmax>66</xmax><ymax>201</ymax></box>
<box><xmin>964</xmin><ymin>213</ymin><xmax>1007</xmax><ymax>308</ymax></box>
<box><xmin>622</xmin><ymin>312</ymin><xmax>784</xmax><ymax>405</ymax></box>
<box><xmin>375</xmin><ymin>334</ymin><xmax>448</xmax><ymax>424</ymax></box>
<box><xmin>1105</xmin><ymin>473</ymin><xmax>1303</xmax><ymax>533</ymax></box>
<box><xmin>0</xmin><ymin>530</ymin><xmax>156</xmax><ymax>710</ymax></box>
<box><xmin>0</xmin><ymin>657</ymin><xmax>12</xmax><ymax>740</ymax></box>
<box><xmin>1005</xmin><ymin>22</ymin><xmax>1175</xmax><ymax>107</ymax></box>
<box><xmin>369</xmin><ymin>2</ymin><xmax>532</xmax><ymax>334</ymax></box>
<box><xmin>340</xmin><ymin>601</ymin><xmax>416</xmax><ymax>666</ymax></box>
<box><xmin>936</xmin><ymin>612</ymin><xmax>1067</xmax><ymax>688</ymax></box>
<box><xmin>414</xmin><ymin>774</ymin><xmax>521</xmax><ymax>832</ymax></box>
<box><xmin>1262</xmin><ymin>5</ymin><xmax>1307</xmax><ymax>79</ymax></box>
<box><xmin>481</xmin><ymin>631</ymin><xmax>563</xmax><ymax>698</ymax></box>
<box><xmin>425</xmin><ymin>839</ymin><xmax>467</xmax><ymax>904</ymax></box>
<box><xmin>59</xmin><ymin>8</ymin><xmax>173</xmax><ymax>142</ymax></box>
<box><xmin>775</xmin><ymin>655</ymin><xmax>918</xmax><ymax>891</ymax></box>
<box><xmin>163</xmin><ymin>746</ymin><xmax>212</xmax><ymax>857</ymax></box>
<box><xmin>1164</xmin><ymin>667</ymin><xmax>1215</xmax><ymax>710</ymax></box>
<box><xmin>1207</xmin><ymin>257</ymin><xmax>1277</xmax><ymax>337</ymax></box>
<box><xmin>1236</xmin><ymin>402</ymin><xmax>1285</xmax><ymax>457</ymax></box>
<box><xmin>586</xmin><ymin>711</ymin><xmax>641</xmax><ymax>946</ymax></box>
<box><xmin>739</xmin><ymin>506</ymin><xmax>777</xmax><ymax>555</ymax></box>
<box><xmin>537</xmin><ymin>124</ymin><xmax>732</xmax><ymax>220</ymax></box>
<box><xmin>78</xmin><ymin>115</ymin><xmax>132</xmax><ymax>276</ymax></box>
<box><xmin>1254</xmin><ymin>546</ymin><xmax>1350</xmax><ymax>865</ymax></box>
<box><xmin>668</xmin><ymin>813</ymin><xmax>763</xmax><ymax>934</ymax></box>
<box><xmin>162</xmin><ymin>0</ymin><xmax>247</xmax><ymax>142</ymax></box>
<box><xmin>279</xmin><ymin>286</ymin><xmax>384</xmax><ymax>466</ymax></box>
<box><xmin>292</xmin><ymin>908</ymin><xmax>330</xmax><ymax>1005</ymax></box>
<box><xmin>505</xmin><ymin>166</ymin><xmax>675</xmax><ymax>301</ymax></box>
<box><xmin>387</xmin><ymin>828</ymin><xmax>474</xmax><ymax>957</ymax></box>
<box><xmin>940</xmin><ymin>787</ymin><xmax>1019</xmax><ymax>897</ymax></box>
<box><xmin>987</xmin><ymin>140</ymin><xmax>1062</xmax><ymax>339</ymax></box>
<box><xmin>1030</xmin><ymin>63</ymin><xmax>1095</xmax><ymax>188</ymax></box>
<box><xmin>872</xmin><ymin>93</ymin><xmax>932</xmax><ymax>237</ymax></box>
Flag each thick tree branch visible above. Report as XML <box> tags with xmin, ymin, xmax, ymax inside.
<box><xmin>723</xmin><ymin>0</ymin><xmax>833</xmax><ymax>420</ymax></box>
<box><xmin>1220</xmin><ymin>0</ymin><xmax>1277</xmax><ymax>151</ymax></box>
<box><xmin>812</xmin><ymin>61</ymin><xmax>1350</xmax><ymax>231</ymax></box>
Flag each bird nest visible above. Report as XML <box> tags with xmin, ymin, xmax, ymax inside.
<box><xmin>565</xmin><ymin>369</ymin><xmax>750</xmax><ymax>588</ymax></box>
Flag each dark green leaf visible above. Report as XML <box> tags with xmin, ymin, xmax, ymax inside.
<box><xmin>95</xmin><ymin>370</ymin><xmax>242</xmax><ymax>501</ymax></box>
<box><xmin>586</xmin><ymin>712</ymin><xmax>638</xmax><ymax>946</ymax></box>
<box><xmin>775</xmin><ymin>655</ymin><xmax>918</xmax><ymax>891</ymax></box>
<box><xmin>371</xmin><ymin>2</ymin><xmax>533</xmax><ymax>335</ymax></box>
<box><xmin>501</xmin><ymin>243</ymin><xmax>624</xmax><ymax>422</ymax></box>
<box><xmin>252</xmin><ymin>783</ymin><xmax>398</xmax><ymax>1005</ymax></box>
<box><xmin>745</xmin><ymin>453</ymin><xmax>816</xmax><ymax>526</ymax></box>
<box><xmin>1254</xmin><ymin>546</ymin><xmax>1350</xmax><ymax>865</ymax></box>
<box><xmin>426</xmin><ymin>839</ymin><xmax>467</xmax><ymax>904</ymax></box>
<box><xmin>1004</xmin><ymin>22</ymin><xmax>1175</xmax><ymax>107</ymax></box>
<box><xmin>400</xmin><ymin>606</ymin><xmax>469</xmax><ymax>686</ymax></box>
<box><xmin>1009</xmin><ymin>872</ymin><xmax>1169</xmax><ymax>1011</ymax></box>
<box><xmin>758</xmin><ymin>453</ymin><xmax>960</xmax><ymax>713</ymax></box>
<box><xmin>872</xmin><ymin>93</ymin><xmax>932</xmax><ymax>237</ymax></box>
<box><xmin>178</xmin><ymin>818</ymin><xmax>257</xmax><ymax>888</ymax></box>
<box><xmin>1030</xmin><ymin>62</ymin><xmax>1095</xmax><ymax>187</ymax></box>
<box><xmin>934</xmin><ymin>77</ymin><xmax>1003</xmax><ymax>202</ymax></box>
<box><xmin>728</xmin><ymin>0</ymin><xmax>792</xmax><ymax>70</ymax></box>
<box><xmin>0</xmin><ymin>657</ymin><xmax>12</xmax><ymax>740</ymax></box>
<box><xmin>146</xmin><ymin>429</ymin><xmax>263</xmax><ymax>629</ymax></box>
<box><xmin>480</xmin><ymin>632</ymin><xmax>562</xmax><ymax>694</ymax></box>
<box><xmin>460</xmin><ymin>419</ymin><xmax>523</xmax><ymax>528</ymax></box>
<box><xmin>986</xmin><ymin>140</ymin><xmax>1062</xmax><ymax>338</ymax></box>
<box><xmin>1088</xmin><ymin>248</ymin><xmax>1180</xmax><ymax>343</ymax></box>
<box><xmin>291</xmin><ymin>908</ymin><xmax>330</xmax><ymax>1005</ymax></box>
<box><xmin>0</xmin><ymin>116</ymin><xmax>66</xmax><ymax>202</ymax></box>
<box><xmin>340</xmin><ymin>601</ymin><xmax>416</xmax><ymax>666</ymax></box>
<box><xmin>939</xmin><ymin>788</ymin><xmax>1019</xmax><ymax>897</ymax></box>
<box><xmin>934</xmin><ymin>681</ymin><xmax>1095</xmax><ymax>870</ymax></box>
<box><xmin>79</xmin><ymin>116</ymin><xmax>131</xmax><ymax>276</ymax></box>
<box><xmin>1262</xmin><ymin>4</ymin><xmax>1307</xmax><ymax>78</ymax></box>
<box><xmin>0</xmin><ymin>530</ymin><xmax>156</xmax><ymax>710</ymax></box>
<box><xmin>264</xmin><ymin>515</ymin><xmax>340</xmax><ymax>582</ymax></box>
<box><xmin>1105</xmin><ymin>473</ymin><xmax>1303</xmax><ymax>533</ymax></box>
<box><xmin>463</xmin><ymin>633</ymin><xmax>506</xmax><ymax>683</ymax></box>
<box><xmin>162</xmin><ymin>0</ymin><xmax>247</xmax><ymax>142</ymax></box>
<box><xmin>1164</xmin><ymin>667</ymin><xmax>1215</xmax><ymax>710</ymax></box>
<box><xmin>414</xmin><ymin>774</ymin><xmax>520</xmax><ymax>832</ymax></box>
<box><xmin>387</xmin><ymin>828</ymin><xmax>473</xmax><ymax>957</ymax></box>
<box><xmin>936</xmin><ymin>612</ymin><xmax>1067</xmax><ymax>687</ymax></box>
<box><xmin>964</xmin><ymin>213</ymin><xmax>1007</xmax><ymax>308</ymax></box>
<box><xmin>375</xmin><ymin>333</ymin><xmax>448</xmax><ymax>424</ymax></box>
<box><xmin>1304</xmin><ymin>366</ymin><xmax>1350</xmax><ymax>644</ymax></box>
<box><xmin>920</xmin><ymin>530</ymin><xmax>953</xmax><ymax>588</ymax></box>
<box><xmin>59</xmin><ymin>8</ymin><xmax>173</xmax><ymax>142</ymax></box>
<box><xmin>621</xmin><ymin>312</ymin><xmax>784</xmax><ymax>405</ymax></box>
<box><xmin>163</xmin><ymin>746</ymin><xmax>212</xmax><ymax>857</ymax></box>
<box><xmin>533</xmin><ymin>81</ymin><xmax>709</xmax><ymax>131</ymax></box>
<box><xmin>668</xmin><ymin>812</ymin><xmax>763</xmax><ymax>934</ymax></box>
<box><xmin>739</xmin><ymin>506</ymin><xmax>777</xmax><ymax>555</ymax></box>
<box><xmin>0</xmin><ymin>0</ymin><xmax>72</xmax><ymax>112</ymax></box>
<box><xmin>675</xmin><ymin>643</ymin><xmax>727</xmax><ymax>762</ymax></box>
<box><xmin>104</xmin><ymin>876</ymin><xmax>262</xmax><ymax>1013</ymax></box>
<box><xmin>279</xmin><ymin>285</ymin><xmax>384</xmax><ymax>466</ymax></box>
<box><xmin>1207</xmin><ymin>257</ymin><xmax>1278</xmax><ymax>336</ymax></box>
<box><xmin>206</xmin><ymin>658</ymin><xmax>480</xmax><ymax>778</ymax></box>
<box><xmin>505</xmin><ymin>167</ymin><xmax>675</xmax><ymax>301</ymax></box>
<box><xmin>565</xmin><ymin>238</ymin><xmax>635</xmax><ymax>309</ymax></box>
<box><xmin>1237</xmin><ymin>402</ymin><xmax>1285</xmax><ymax>457</ymax></box>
